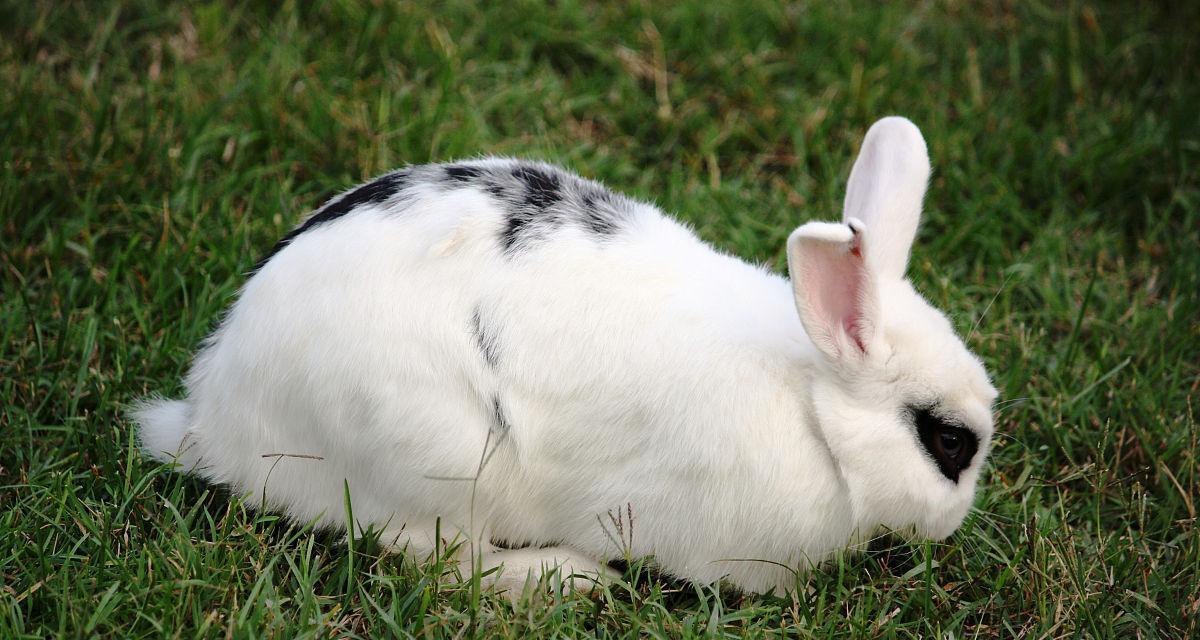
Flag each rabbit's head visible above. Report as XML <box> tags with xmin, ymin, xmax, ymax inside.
<box><xmin>787</xmin><ymin>117</ymin><xmax>997</xmax><ymax>542</ymax></box>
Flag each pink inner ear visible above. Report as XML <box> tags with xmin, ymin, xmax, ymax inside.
<box><xmin>807</xmin><ymin>239</ymin><xmax>868</xmax><ymax>355</ymax></box>
<box><xmin>844</xmin><ymin>244</ymin><xmax>866</xmax><ymax>352</ymax></box>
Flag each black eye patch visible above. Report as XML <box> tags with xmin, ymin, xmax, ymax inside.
<box><xmin>908</xmin><ymin>406</ymin><xmax>979</xmax><ymax>483</ymax></box>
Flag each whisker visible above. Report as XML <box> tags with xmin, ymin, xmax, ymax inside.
<box><xmin>994</xmin><ymin>396</ymin><xmax>1046</xmax><ymax>413</ymax></box>
<box><xmin>968</xmin><ymin>270</ymin><xmax>1015</xmax><ymax>343</ymax></box>
<box><xmin>994</xmin><ymin>396</ymin><xmax>1031</xmax><ymax>408</ymax></box>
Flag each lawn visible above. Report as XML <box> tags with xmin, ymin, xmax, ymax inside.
<box><xmin>2</xmin><ymin>0</ymin><xmax>1198</xmax><ymax>637</ymax></box>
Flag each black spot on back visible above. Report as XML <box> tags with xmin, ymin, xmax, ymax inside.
<box><xmin>512</xmin><ymin>165</ymin><xmax>562</xmax><ymax>209</ymax></box>
<box><xmin>580</xmin><ymin>189</ymin><xmax>622</xmax><ymax>236</ymax></box>
<box><xmin>251</xmin><ymin>170</ymin><xmax>409</xmax><ymax>273</ymax></box>
<box><xmin>444</xmin><ymin>165</ymin><xmax>483</xmax><ymax>184</ymax></box>
<box><xmin>499</xmin><ymin>164</ymin><xmax>567</xmax><ymax>254</ymax></box>
<box><xmin>482</xmin><ymin>180</ymin><xmax>507</xmax><ymax>200</ymax></box>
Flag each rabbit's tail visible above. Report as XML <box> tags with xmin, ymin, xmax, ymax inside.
<box><xmin>131</xmin><ymin>397</ymin><xmax>202</xmax><ymax>469</ymax></box>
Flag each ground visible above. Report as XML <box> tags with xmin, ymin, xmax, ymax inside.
<box><xmin>2</xmin><ymin>1</ymin><xmax>1198</xmax><ymax>637</ymax></box>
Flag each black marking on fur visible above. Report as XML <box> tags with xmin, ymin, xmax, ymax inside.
<box><xmin>251</xmin><ymin>170</ymin><xmax>409</xmax><ymax>273</ymax></box>
<box><xmin>581</xmin><ymin>190</ymin><xmax>601</xmax><ymax>212</ymax></box>
<box><xmin>444</xmin><ymin>164</ymin><xmax>483</xmax><ymax>184</ymax></box>
<box><xmin>500</xmin><ymin>209</ymin><xmax>535</xmax><ymax>254</ymax></box>
<box><xmin>472</xmin><ymin>395</ymin><xmax>513</xmax><ymax>477</ymax></box>
<box><xmin>247</xmin><ymin>160</ymin><xmax>635</xmax><ymax>265</ymax></box>
<box><xmin>579</xmin><ymin>188</ymin><xmax>622</xmax><ymax>236</ymax></box>
<box><xmin>512</xmin><ymin>165</ymin><xmax>562</xmax><ymax>209</ymax></box>
<box><xmin>495</xmin><ymin>162</ymin><xmax>637</xmax><ymax>254</ymax></box>
<box><xmin>490</xmin><ymin>538</ymin><xmax>535</xmax><ymax>550</ymax></box>
<box><xmin>483</xmin><ymin>180</ymin><xmax>507</xmax><ymax>200</ymax></box>
<box><xmin>908</xmin><ymin>405</ymin><xmax>979</xmax><ymax>483</ymax></box>
<box><xmin>471</xmin><ymin>306</ymin><xmax>500</xmax><ymax>369</ymax></box>
<box><xmin>499</xmin><ymin>165</ymin><xmax>564</xmax><ymax>254</ymax></box>
<box><xmin>491</xmin><ymin>396</ymin><xmax>511</xmax><ymax>433</ymax></box>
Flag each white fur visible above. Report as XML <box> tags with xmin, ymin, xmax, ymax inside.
<box><xmin>133</xmin><ymin>117</ymin><xmax>997</xmax><ymax>595</ymax></box>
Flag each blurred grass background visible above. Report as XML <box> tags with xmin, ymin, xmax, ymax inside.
<box><xmin>1</xmin><ymin>0</ymin><xmax>1198</xmax><ymax>637</ymax></box>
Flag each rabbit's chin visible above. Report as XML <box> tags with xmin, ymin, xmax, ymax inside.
<box><xmin>913</xmin><ymin>484</ymin><xmax>981</xmax><ymax>543</ymax></box>
<box><xmin>919</xmin><ymin>506</ymin><xmax>973</xmax><ymax>541</ymax></box>
<box><xmin>863</xmin><ymin>506</ymin><xmax>971</xmax><ymax>552</ymax></box>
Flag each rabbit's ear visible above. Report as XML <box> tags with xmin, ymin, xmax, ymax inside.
<box><xmin>787</xmin><ymin>220</ymin><xmax>878</xmax><ymax>362</ymax></box>
<box><xmin>842</xmin><ymin>117</ymin><xmax>931</xmax><ymax>281</ymax></box>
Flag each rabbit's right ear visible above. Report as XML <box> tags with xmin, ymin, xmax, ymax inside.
<box><xmin>787</xmin><ymin>219</ymin><xmax>879</xmax><ymax>363</ymax></box>
<box><xmin>842</xmin><ymin>117</ymin><xmax>931</xmax><ymax>281</ymax></box>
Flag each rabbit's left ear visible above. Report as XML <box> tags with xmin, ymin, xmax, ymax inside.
<box><xmin>787</xmin><ymin>117</ymin><xmax>929</xmax><ymax>361</ymax></box>
<box><xmin>787</xmin><ymin>220</ymin><xmax>878</xmax><ymax>362</ymax></box>
<box><xmin>842</xmin><ymin>117</ymin><xmax>931</xmax><ymax>281</ymax></box>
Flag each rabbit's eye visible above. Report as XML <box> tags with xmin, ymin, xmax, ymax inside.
<box><xmin>909</xmin><ymin>405</ymin><xmax>979</xmax><ymax>483</ymax></box>
<box><xmin>939</xmin><ymin>432</ymin><xmax>963</xmax><ymax>457</ymax></box>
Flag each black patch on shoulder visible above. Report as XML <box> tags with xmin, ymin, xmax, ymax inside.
<box><xmin>444</xmin><ymin>164</ymin><xmax>483</xmax><ymax>184</ymax></box>
<box><xmin>251</xmin><ymin>170</ymin><xmax>409</xmax><ymax>273</ymax></box>
<box><xmin>471</xmin><ymin>306</ymin><xmax>500</xmax><ymax>369</ymax></box>
<box><xmin>512</xmin><ymin>165</ymin><xmax>562</xmax><ymax>210</ymax></box>
<box><xmin>908</xmin><ymin>405</ymin><xmax>979</xmax><ymax>483</ymax></box>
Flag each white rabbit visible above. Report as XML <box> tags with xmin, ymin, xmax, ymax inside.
<box><xmin>134</xmin><ymin>116</ymin><xmax>997</xmax><ymax>596</ymax></box>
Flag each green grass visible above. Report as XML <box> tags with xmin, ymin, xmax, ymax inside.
<box><xmin>2</xmin><ymin>0</ymin><xmax>1198</xmax><ymax>637</ymax></box>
